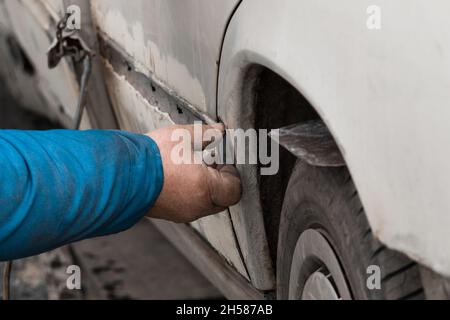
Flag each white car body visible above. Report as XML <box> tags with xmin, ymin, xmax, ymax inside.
<box><xmin>0</xmin><ymin>0</ymin><xmax>449</xmax><ymax>296</ymax></box>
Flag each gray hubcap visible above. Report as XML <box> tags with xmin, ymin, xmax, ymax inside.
<box><xmin>289</xmin><ymin>229</ymin><xmax>352</xmax><ymax>300</ymax></box>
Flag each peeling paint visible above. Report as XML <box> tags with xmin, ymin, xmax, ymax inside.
<box><xmin>102</xmin><ymin>59</ymin><xmax>173</xmax><ymax>133</ymax></box>
<box><xmin>91</xmin><ymin>2</ymin><xmax>208</xmax><ymax>111</ymax></box>
<box><xmin>101</xmin><ymin>58</ymin><xmax>249</xmax><ymax>278</ymax></box>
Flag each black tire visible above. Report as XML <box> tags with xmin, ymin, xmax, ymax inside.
<box><xmin>277</xmin><ymin>161</ymin><xmax>424</xmax><ymax>300</ymax></box>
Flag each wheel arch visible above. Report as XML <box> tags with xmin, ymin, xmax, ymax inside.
<box><xmin>218</xmin><ymin>57</ymin><xmax>351</xmax><ymax>291</ymax></box>
<box><xmin>217</xmin><ymin>1</ymin><xmax>361</xmax><ymax>291</ymax></box>
<box><xmin>218</xmin><ymin>0</ymin><xmax>450</xmax><ymax>290</ymax></box>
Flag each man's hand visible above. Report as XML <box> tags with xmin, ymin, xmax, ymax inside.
<box><xmin>146</xmin><ymin>124</ymin><xmax>242</xmax><ymax>223</ymax></box>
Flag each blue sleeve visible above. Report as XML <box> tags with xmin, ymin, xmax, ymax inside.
<box><xmin>0</xmin><ymin>130</ymin><xmax>164</xmax><ymax>261</ymax></box>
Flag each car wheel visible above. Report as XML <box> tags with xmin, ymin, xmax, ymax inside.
<box><xmin>277</xmin><ymin>160</ymin><xmax>424</xmax><ymax>300</ymax></box>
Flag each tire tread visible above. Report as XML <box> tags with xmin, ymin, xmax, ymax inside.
<box><xmin>277</xmin><ymin>161</ymin><xmax>424</xmax><ymax>300</ymax></box>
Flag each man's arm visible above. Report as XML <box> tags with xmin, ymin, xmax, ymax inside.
<box><xmin>0</xmin><ymin>130</ymin><xmax>163</xmax><ymax>261</ymax></box>
<box><xmin>0</xmin><ymin>125</ymin><xmax>242</xmax><ymax>262</ymax></box>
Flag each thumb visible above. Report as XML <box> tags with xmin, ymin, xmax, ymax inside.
<box><xmin>206</xmin><ymin>165</ymin><xmax>242</xmax><ymax>208</ymax></box>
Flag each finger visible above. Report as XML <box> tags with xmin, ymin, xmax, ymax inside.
<box><xmin>202</xmin><ymin>123</ymin><xmax>225</xmax><ymax>150</ymax></box>
<box><xmin>179</xmin><ymin>123</ymin><xmax>225</xmax><ymax>150</ymax></box>
<box><xmin>206</xmin><ymin>165</ymin><xmax>242</xmax><ymax>208</ymax></box>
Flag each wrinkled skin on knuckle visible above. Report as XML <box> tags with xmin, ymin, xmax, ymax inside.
<box><xmin>146</xmin><ymin>124</ymin><xmax>243</xmax><ymax>224</ymax></box>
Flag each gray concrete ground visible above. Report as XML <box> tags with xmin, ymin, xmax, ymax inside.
<box><xmin>0</xmin><ymin>82</ymin><xmax>222</xmax><ymax>300</ymax></box>
<box><xmin>74</xmin><ymin>220</ymin><xmax>221</xmax><ymax>300</ymax></box>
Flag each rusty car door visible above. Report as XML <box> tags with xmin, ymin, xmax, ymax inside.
<box><xmin>89</xmin><ymin>0</ymin><xmax>249</xmax><ymax>278</ymax></box>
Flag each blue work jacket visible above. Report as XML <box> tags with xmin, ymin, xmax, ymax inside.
<box><xmin>0</xmin><ymin>130</ymin><xmax>163</xmax><ymax>261</ymax></box>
